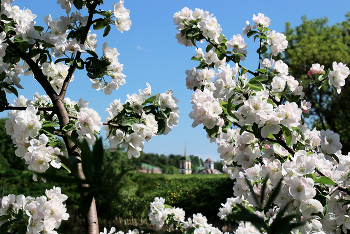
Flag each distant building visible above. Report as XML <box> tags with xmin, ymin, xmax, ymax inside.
<box><xmin>139</xmin><ymin>163</ymin><xmax>162</xmax><ymax>174</ymax></box>
<box><xmin>179</xmin><ymin>145</ymin><xmax>221</xmax><ymax>174</ymax></box>
<box><xmin>198</xmin><ymin>158</ymin><xmax>221</xmax><ymax>174</ymax></box>
<box><xmin>179</xmin><ymin>146</ymin><xmax>192</xmax><ymax>174</ymax></box>
<box><xmin>204</xmin><ymin>158</ymin><xmax>214</xmax><ymax>169</ymax></box>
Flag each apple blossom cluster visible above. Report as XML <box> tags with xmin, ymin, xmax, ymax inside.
<box><xmin>100</xmin><ymin>228</ymin><xmax>139</xmax><ymax>234</ymax></box>
<box><xmin>0</xmin><ymin>0</ymin><xmax>130</xmax><ymax>97</ymax></box>
<box><xmin>104</xmin><ymin>83</ymin><xmax>179</xmax><ymax>158</ymax></box>
<box><xmin>4</xmin><ymin>94</ymin><xmax>64</xmax><ymax>180</ymax></box>
<box><xmin>176</xmin><ymin>8</ymin><xmax>350</xmax><ymax>233</ymax></box>
<box><xmin>41</xmin><ymin>62</ymin><xmax>74</xmax><ymax>93</ymax></box>
<box><xmin>148</xmin><ymin>197</ymin><xmax>223</xmax><ymax>234</ymax></box>
<box><xmin>327</xmin><ymin>61</ymin><xmax>350</xmax><ymax>94</ymax></box>
<box><xmin>0</xmin><ymin>186</ymin><xmax>69</xmax><ymax>234</ymax></box>
<box><xmin>113</xmin><ymin>0</ymin><xmax>132</xmax><ymax>33</ymax></box>
<box><xmin>173</xmin><ymin>7</ymin><xmax>222</xmax><ymax>46</ymax></box>
<box><xmin>217</xmin><ymin>196</ymin><xmax>326</xmax><ymax>234</ymax></box>
<box><xmin>91</xmin><ymin>42</ymin><xmax>126</xmax><ymax>95</ymax></box>
<box><xmin>4</xmin><ymin>93</ymin><xmax>104</xmax><ymax>180</ymax></box>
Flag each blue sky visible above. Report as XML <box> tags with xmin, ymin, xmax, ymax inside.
<box><xmin>1</xmin><ymin>0</ymin><xmax>350</xmax><ymax>161</ymax></box>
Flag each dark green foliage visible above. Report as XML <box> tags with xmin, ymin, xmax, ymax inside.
<box><xmin>109</xmin><ymin>173</ymin><xmax>232</xmax><ymax>224</ymax></box>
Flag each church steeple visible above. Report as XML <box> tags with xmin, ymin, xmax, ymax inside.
<box><xmin>184</xmin><ymin>142</ymin><xmax>187</xmax><ymax>157</ymax></box>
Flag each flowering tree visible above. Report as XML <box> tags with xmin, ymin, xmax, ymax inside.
<box><xmin>130</xmin><ymin>8</ymin><xmax>350</xmax><ymax>234</ymax></box>
<box><xmin>0</xmin><ymin>0</ymin><xmax>179</xmax><ymax>233</ymax></box>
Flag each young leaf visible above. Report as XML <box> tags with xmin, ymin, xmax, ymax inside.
<box><xmin>244</xmin><ymin>176</ymin><xmax>261</xmax><ymax>208</ymax></box>
<box><xmin>314</xmin><ymin>176</ymin><xmax>336</xmax><ymax>185</ymax></box>
<box><xmin>206</xmin><ymin>43</ymin><xmax>213</xmax><ymax>53</ymax></box>
<box><xmin>240</xmin><ymin>124</ymin><xmax>250</xmax><ymax>135</ymax></box>
<box><xmin>120</xmin><ymin>117</ymin><xmax>137</xmax><ymax>127</ymax></box>
<box><xmin>93</xmin><ymin>19</ymin><xmax>105</xmax><ymax>30</ymax></box>
<box><xmin>42</xmin><ymin>121</ymin><xmax>60</xmax><ymax>128</ymax></box>
<box><xmin>103</xmin><ymin>24</ymin><xmax>111</xmax><ymax>37</ymax></box>
<box><xmin>247</xmin><ymin>80</ymin><xmax>263</xmax><ymax>91</ymax></box>
<box><xmin>282</xmin><ymin>125</ymin><xmax>292</xmax><ymax>146</ymax></box>
<box><xmin>263</xmin><ymin>177</ymin><xmax>283</xmax><ymax>213</ymax></box>
<box><xmin>92</xmin><ymin>137</ymin><xmax>104</xmax><ymax>174</ymax></box>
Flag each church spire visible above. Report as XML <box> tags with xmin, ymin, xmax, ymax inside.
<box><xmin>184</xmin><ymin>142</ymin><xmax>187</xmax><ymax>157</ymax></box>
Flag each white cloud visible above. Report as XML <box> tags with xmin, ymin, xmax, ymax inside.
<box><xmin>136</xmin><ymin>45</ymin><xmax>147</xmax><ymax>51</ymax></box>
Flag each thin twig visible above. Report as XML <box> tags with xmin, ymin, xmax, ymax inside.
<box><xmin>4</xmin><ymin>106</ymin><xmax>54</xmax><ymax>111</ymax></box>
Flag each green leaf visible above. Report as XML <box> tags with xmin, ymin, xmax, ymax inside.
<box><xmin>0</xmin><ymin>90</ymin><xmax>7</xmax><ymax>103</ymax></box>
<box><xmin>229</xmin><ymin>212</ymin><xmax>267</xmax><ymax>231</ymax></box>
<box><xmin>252</xmin><ymin>123</ymin><xmax>261</xmax><ymax>139</ymax></box>
<box><xmin>0</xmin><ymin>220</ymin><xmax>16</xmax><ymax>233</ymax></box>
<box><xmin>142</xmin><ymin>95</ymin><xmax>157</xmax><ymax>105</ymax></box>
<box><xmin>18</xmin><ymin>224</ymin><xmax>27</xmax><ymax>234</ymax></box>
<box><xmin>206</xmin><ymin>43</ymin><xmax>213</xmax><ymax>53</ymax></box>
<box><xmin>257</xmin><ymin>45</ymin><xmax>268</xmax><ymax>54</ymax></box>
<box><xmin>157</xmin><ymin>119</ymin><xmax>166</xmax><ymax>135</ymax></box>
<box><xmin>282</xmin><ymin>125</ymin><xmax>292</xmax><ymax>146</ymax></box>
<box><xmin>264</xmin><ymin>177</ymin><xmax>283</xmax><ymax>213</ymax></box>
<box><xmin>329</xmin><ymin>154</ymin><xmax>340</xmax><ymax>163</ymax></box>
<box><xmin>256</xmin><ymin>69</ymin><xmax>267</xmax><ymax>74</ymax></box>
<box><xmin>240</xmin><ymin>124</ymin><xmax>250</xmax><ymax>135</ymax></box>
<box><xmin>6</xmin><ymin>85</ymin><xmax>18</xmax><ymax>97</ymax></box>
<box><xmin>247</xmin><ymin>80</ymin><xmax>263</xmax><ymax>91</ymax></box>
<box><xmin>78</xmin><ymin>140</ymin><xmax>93</xmax><ymax>181</ymax></box>
<box><xmin>247</xmin><ymin>30</ymin><xmax>258</xmax><ymax>38</ymax></box>
<box><xmin>92</xmin><ymin>137</ymin><xmax>104</xmax><ymax>174</ymax></box>
<box><xmin>204</xmin><ymin>125</ymin><xmax>219</xmax><ymax>138</ymax></box>
<box><xmin>42</xmin><ymin>121</ymin><xmax>60</xmax><ymax>128</ymax></box>
<box><xmin>259</xmin><ymin>176</ymin><xmax>268</xmax><ymax>206</ymax></box>
<box><xmin>0</xmin><ymin>72</ymin><xmax>6</xmax><ymax>82</ymax></box>
<box><xmin>86</xmin><ymin>50</ymin><xmax>98</xmax><ymax>58</ymax></box>
<box><xmin>34</xmin><ymin>26</ymin><xmax>44</xmax><ymax>33</ymax></box>
<box><xmin>61</xmin><ymin>163</ymin><xmax>72</xmax><ymax>174</ymax></box>
<box><xmin>73</xmin><ymin>0</ymin><xmax>84</xmax><ymax>9</ymax></box>
<box><xmin>244</xmin><ymin>176</ymin><xmax>260</xmax><ymax>208</ymax></box>
<box><xmin>249</xmin><ymin>75</ymin><xmax>269</xmax><ymax>83</ymax></box>
<box><xmin>103</xmin><ymin>24</ymin><xmax>111</xmax><ymax>37</ymax></box>
<box><xmin>0</xmin><ymin>103</ymin><xmax>5</xmax><ymax>112</ymax></box>
<box><xmin>62</xmin><ymin>123</ymin><xmax>76</xmax><ymax>132</ymax></box>
<box><xmin>120</xmin><ymin>117</ymin><xmax>137</xmax><ymax>127</ymax></box>
<box><xmin>93</xmin><ymin>19</ymin><xmax>105</xmax><ymax>30</ymax></box>
<box><xmin>314</xmin><ymin>176</ymin><xmax>336</xmax><ymax>185</ymax></box>
<box><xmin>0</xmin><ymin>214</ymin><xmax>11</xmax><ymax>221</ymax></box>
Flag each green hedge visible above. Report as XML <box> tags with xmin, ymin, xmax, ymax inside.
<box><xmin>107</xmin><ymin>173</ymin><xmax>233</xmax><ymax>224</ymax></box>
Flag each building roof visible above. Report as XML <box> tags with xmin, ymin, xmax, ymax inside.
<box><xmin>180</xmin><ymin>156</ymin><xmax>191</xmax><ymax>161</ymax></box>
<box><xmin>141</xmin><ymin>163</ymin><xmax>162</xmax><ymax>170</ymax></box>
<box><xmin>198</xmin><ymin>168</ymin><xmax>221</xmax><ymax>174</ymax></box>
<box><xmin>205</xmin><ymin>158</ymin><xmax>213</xmax><ymax>163</ymax></box>
<box><xmin>197</xmin><ymin>166</ymin><xmax>205</xmax><ymax>170</ymax></box>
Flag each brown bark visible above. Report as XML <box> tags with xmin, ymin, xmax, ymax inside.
<box><xmin>0</xmin><ymin>1</ymin><xmax>102</xmax><ymax>233</ymax></box>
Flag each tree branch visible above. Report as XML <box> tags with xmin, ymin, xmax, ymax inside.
<box><xmin>207</xmin><ymin>40</ymin><xmax>258</xmax><ymax>77</ymax></box>
<box><xmin>4</xmin><ymin>106</ymin><xmax>54</xmax><ymax>111</ymax></box>
<box><xmin>58</xmin><ymin>0</ymin><xmax>100</xmax><ymax>100</ymax></box>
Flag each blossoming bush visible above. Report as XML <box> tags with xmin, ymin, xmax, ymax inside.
<box><xmin>0</xmin><ymin>0</ymin><xmax>179</xmax><ymax>233</ymax></box>
<box><xmin>95</xmin><ymin>8</ymin><xmax>350</xmax><ymax>234</ymax></box>
<box><xmin>2</xmin><ymin>1</ymin><xmax>350</xmax><ymax>233</ymax></box>
<box><xmin>140</xmin><ymin>7</ymin><xmax>350</xmax><ymax>234</ymax></box>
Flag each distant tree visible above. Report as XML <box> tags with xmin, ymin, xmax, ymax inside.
<box><xmin>190</xmin><ymin>155</ymin><xmax>202</xmax><ymax>173</ymax></box>
<box><xmin>277</xmin><ymin>13</ymin><xmax>350</xmax><ymax>153</ymax></box>
<box><xmin>214</xmin><ymin>162</ymin><xmax>223</xmax><ymax>172</ymax></box>
<box><xmin>168</xmin><ymin>154</ymin><xmax>182</xmax><ymax>168</ymax></box>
